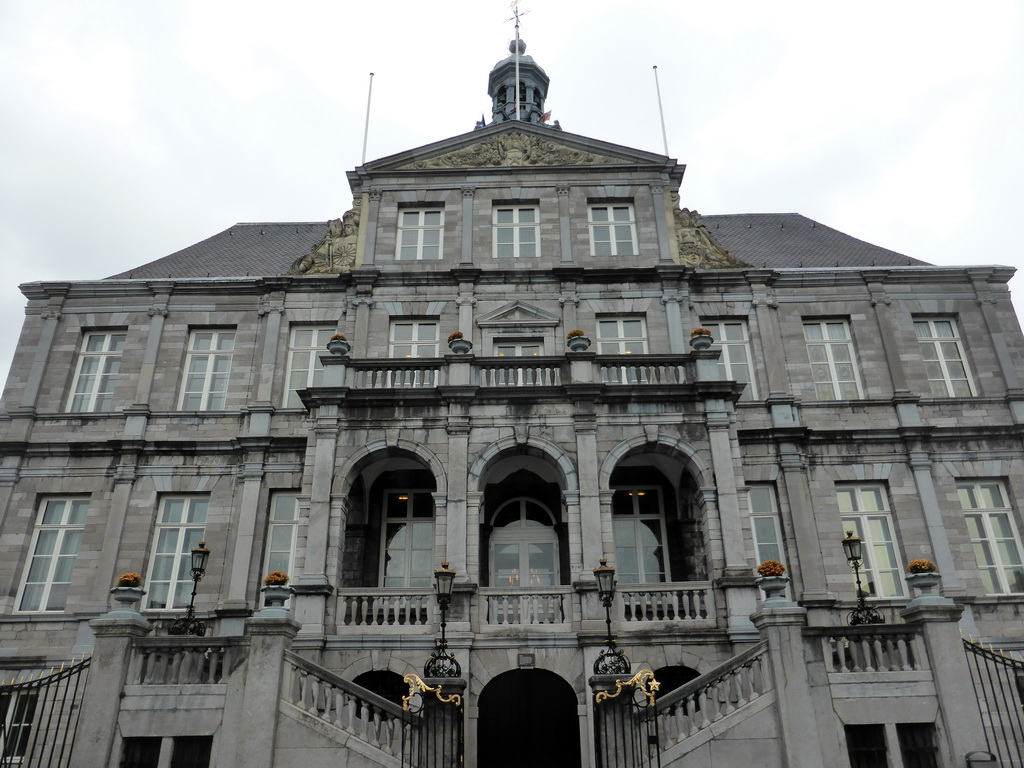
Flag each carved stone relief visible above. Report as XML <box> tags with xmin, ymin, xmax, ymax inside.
<box><xmin>670</xmin><ymin>193</ymin><xmax>749</xmax><ymax>268</ymax></box>
<box><xmin>287</xmin><ymin>201</ymin><xmax>361</xmax><ymax>275</ymax></box>
<box><xmin>398</xmin><ymin>132</ymin><xmax>618</xmax><ymax>169</ymax></box>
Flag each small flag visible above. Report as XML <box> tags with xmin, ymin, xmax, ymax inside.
<box><xmin>540</xmin><ymin>111</ymin><xmax>551</xmax><ymax>123</ymax></box>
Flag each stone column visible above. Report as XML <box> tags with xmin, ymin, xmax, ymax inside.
<box><xmin>235</xmin><ymin>615</ymin><xmax>302</xmax><ymax>768</ymax></box>
<box><xmin>900</xmin><ymin>601</ymin><xmax>991</xmax><ymax>763</ymax></box>
<box><xmin>460</xmin><ymin>187</ymin><xmax>475</xmax><ymax>264</ymax></box>
<box><xmin>749</xmin><ymin>277</ymin><xmax>789</xmax><ymax>397</ymax></box>
<box><xmin>293</xmin><ymin>407</ymin><xmax>339</xmax><ymax>633</ymax></box>
<box><xmin>252</xmin><ymin>302</ymin><xmax>284</xmax><ymax>408</ymax></box>
<box><xmin>649</xmin><ymin>184</ymin><xmax>673</xmax><ymax>263</ymax></box>
<box><xmin>444</xmin><ymin>413</ymin><xmax>470</xmax><ymax>580</ymax></box>
<box><xmin>351</xmin><ymin>296</ymin><xmax>374</xmax><ymax>359</ymax></box>
<box><xmin>557</xmin><ymin>184</ymin><xmax>574</xmax><ymax>264</ymax></box>
<box><xmin>702</xmin><ymin>394</ymin><xmax>759</xmax><ymax>640</ymax></box>
<box><xmin>360</xmin><ymin>189</ymin><xmax>383</xmax><ymax>266</ymax></box>
<box><xmin>87</xmin><ymin>474</ymin><xmax>137</xmax><ymax>612</ymax></box>
<box><xmin>661</xmin><ymin>292</ymin><xmax>687</xmax><ymax>354</ymax></box>
<box><xmin>220</xmin><ymin>444</ymin><xmax>268</xmax><ymax>627</ymax></box>
<box><xmin>574</xmin><ymin>410</ymin><xmax>602</xmax><ymax>580</ymax></box>
<box><xmin>866</xmin><ymin>281</ymin><xmax>908</xmax><ymax>393</ymax></box>
<box><xmin>72</xmin><ymin>612</ymin><xmax>153</xmax><ymax>768</ymax></box>
<box><xmin>777</xmin><ymin>445</ymin><xmax>835</xmax><ymax>617</ymax></box>
<box><xmin>751</xmin><ymin>604</ymin><xmax>840</xmax><ymax>768</ymax></box>
<box><xmin>906</xmin><ymin>452</ymin><xmax>961</xmax><ymax>590</ymax></box>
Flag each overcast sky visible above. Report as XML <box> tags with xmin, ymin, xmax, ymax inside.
<box><xmin>1</xmin><ymin>1</ymin><xmax>1021</xmax><ymax>388</ymax></box>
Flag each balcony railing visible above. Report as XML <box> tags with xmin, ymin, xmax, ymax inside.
<box><xmin>128</xmin><ymin>637</ymin><xmax>247</xmax><ymax>685</ymax></box>
<box><xmin>619</xmin><ymin>583</ymin><xmax>714</xmax><ymax>623</ymax></box>
<box><xmin>480</xmin><ymin>587</ymin><xmax>567</xmax><ymax>626</ymax></box>
<box><xmin>347</xmin><ymin>359</ymin><xmax>444</xmax><ymax>389</ymax></box>
<box><xmin>475</xmin><ymin>358</ymin><xmax>565</xmax><ymax>388</ymax></box>
<box><xmin>806</xmin><ymin>625</ymin><xmax>927</xmax><ymax>673</ymax></box>
<box><xmin>336</xmin><ymin>589</ymin><xmax>434</xmax><ymax>628</ymax></box>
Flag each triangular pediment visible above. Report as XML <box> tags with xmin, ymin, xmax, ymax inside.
<box><xmin>477</xmin><ymin>301</ymin><xmax>560</xmax><ymax>328</ymax></box>
<box><xmin>363</xmin><ymin>122</ymin><xmax>673</xmax><ymax>173</ymax></box>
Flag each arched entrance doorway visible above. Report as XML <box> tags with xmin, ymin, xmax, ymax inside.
<box><xmin>477</xmin><ymin>669</ymin><xmax>581</xmax><ymax>768</ymax></box>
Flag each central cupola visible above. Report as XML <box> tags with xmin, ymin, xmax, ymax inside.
<box><xmin>485</xmin><ymin>39</ymin><xmax>554</xmax><ymax>127</ymax></box>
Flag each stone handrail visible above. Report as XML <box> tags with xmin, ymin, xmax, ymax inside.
<box><xmin>129</xmin><ymin>637</ymin><xmax>247</xmax><ymax>685</ymax></box>
<box><xmin>619</xmin><ymin>583</ymin><xmax>713</xmax><ymax>623</ymax></box>
<box><xmin>283</xmin><ymin>650</ymin><xmax>412</xmax><ymax>757</ymax></box>
<box><xmin>597</xmin><ymin>354</ymin><xmax>686</xmax><ymax>386</ymax></box>
<box><xmin>346</xmin><ymin>359</ymin><xmax>444</xmax><ymax>389</ymax></box>
<box><xmin>474</xmin><ymin>357</ymin><xmax>566</xmax><ymax>387</ymax></box>
<box><xmin>805</xmin><ymin>625</ymin><xmax>926</xmax><ymax>673</ymax></box>
<box><xmin>655</xmin><ymin>641</ymin><xmax>771</xmax><ymax>749</ymax></box>
<box><xmin>336</xmin><ymin>589</ymin><xmax>434</xmax><ymax>628</ymax></box>
<box><xmin>479</xmin><ymin>587</ymin><xmax>567</xmax><ymax>625</ymax></box>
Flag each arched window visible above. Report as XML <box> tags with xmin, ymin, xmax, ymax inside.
<box><xmin>489</xmin><ymin>498</ymin><xmax>558</xmax><ymax>587</ymax></box>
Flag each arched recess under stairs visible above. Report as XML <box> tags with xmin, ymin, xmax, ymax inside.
<box><xmin>477</xmin><ymin>669</ymin><xmax>582</xmax><ymax>768</ymax></box>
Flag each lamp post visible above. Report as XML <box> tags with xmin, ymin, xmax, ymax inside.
<box><xmin>169</xmin><ymin>541</ymin><xmax>210</xmax><ymax>636</ymax></box>
<box><xmin>423</xmin><ymin>562</ymin><xmax>461</xmax><ymax>678</ymax></box>
<box><xmin>841</xmin><ymin>530</ymin><xmax>884</xmax><ymax>626</ymax></box>
<box><xmin>592</xmin><ymin>559</ymin><xmax>630</xmax><ymax>675</ymax></box>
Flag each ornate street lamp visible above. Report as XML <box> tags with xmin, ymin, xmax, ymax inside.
<box><xmin>593</xmin><ymin>559</ymin><xmax>630</xmax><ymax>675</ymax></box>
<box><xmin>841</xmin><ymin>530</ymin><xmax>884</xmax><ymax>626</ymax></box>
<box><xmin>423</xmin><ymin>562</ymin><xmax>461</xmax><ymax>678</ymax></box>
<box><xmin>169</xmin><ymin>541</ymin><xmax>210</xmax><ymax>636</ymax></box>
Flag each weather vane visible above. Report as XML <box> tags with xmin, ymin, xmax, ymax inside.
<box><xmin>505</xmin><ymin>1</ymin><xmax>530</xmax><ymax>121</ymax></box>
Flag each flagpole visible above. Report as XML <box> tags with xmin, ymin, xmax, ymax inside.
<box><xmin>653</xmin><ymin>65</ymin><xmax>669</xmax><ymax>156</ymax></box>
<box><xmin>361</xmin><ymin>72</ymin><xmax>374</xmax><ymax>165</ymax></box>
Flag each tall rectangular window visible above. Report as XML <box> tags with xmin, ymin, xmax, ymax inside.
<box><xmin>284</xmin><ymin>326</ymin><xmax>334</xmax><ymax>408</ymax></box>
<box><xmin>397</xmin><ymin>209</ymin><xmax>444</xmax><ymax>260</ymax></box>
<box><xmin>146</xmin><ymin>497</ymin><xmax>208</xmax><ymax>610</ymax></box>
<box><xmin>389</xmin><ymin>321</ymin><xmax>439</xmax><ymax>358</ymax></box>
<box><xmin>596</xmin><ymin>318</ymin><xmax>648</xmax><ymax>354</ymax></box>
<box><xmin>380</xmin><ymin>491</ymin><xmax>434</xmax><ymax>587</ymax></box>
<box><xmin>493</xmin><ymin>206</ymin><xmax>539</xmax><ymax>258</ymax></box>
<box><xmin>749</xmin><ymin>486</ymin><xmax>784</xmax><ymax>564</ymax></box>
<box><xmin>68</xmin><ymin>331</ymin><xmax>126</xmax><ymax>412</ymax></box>
<box><xmin>837</xmin><ymin>485</ymin><xmax>905</xmax><ymax>598</ymax></box>
<box><xmin>612</xmin><ymin>488</ymin><xmax>668</xmax><ymax>583</ymax></box>
<box><xmin>914</xmin><ymin>318</ymin><xmax>976</xmax><ymax>397</ymax></box>
<box><xmin>803</xmin><ymin>320</ymin><xmax>863</xmax><ymax>400</ymax></box>
<box><xmin>896</xmin><ymin>723</ymin><xmax>939</xmax><ymax>768</ymax></box>
<box><xmin>265</xmin><ymin>493</ymin><xmax>299</xmax><ymax>579</ymax></box>
<box><xmin>17</xmin><ymin>498</ymin><xmax>88</xmax><ymax>612</ymax></box>
<box><xmin>179</xmin><ymin>330</ymin><xmax>234</xmax><ymax>410</ymax></box>
<box><xmin>589</xmin><ymin>204</ymin><xmax>637</xmax><ymax>256</ymax></box>
<box><xmin>701</xmin><ymin>320</ymin><xmax>757</xmax><ymax>399</ymax></box>
<box><xmin>0</xmin><ymin>691</ymin><xmax>38</xmax><ymax>761</ymax></box>
<box><xmin>958</xmin><ymin>480</ymin><xmax>1024</xmax><ymax>594</ymax></box>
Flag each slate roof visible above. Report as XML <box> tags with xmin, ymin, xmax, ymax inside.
<box><xmin>106</xmin><ymin>213</ymin><xmax>927</xmax><ymax>280</ymax></box>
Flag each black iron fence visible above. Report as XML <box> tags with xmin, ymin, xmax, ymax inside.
<box><xmin>963</xmin><ymin>638</ymin><xmax>1024</xmax><ymax>767</ymax></box>
<box><xmin>0</xmin><ymin>658</ymin><xmax>90</xmax><ymax>768</ymax></box>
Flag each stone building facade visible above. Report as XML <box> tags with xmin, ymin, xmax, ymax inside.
<box><xmin>1</xmin><ymin>41</ymin><xmax>1022</xmax><ymax>768</ymax></box>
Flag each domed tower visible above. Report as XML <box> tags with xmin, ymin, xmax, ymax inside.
<box><xmin>485</xmin><ymin>39</ymin><xmax>553</xmax><ymax>126</ymax></box>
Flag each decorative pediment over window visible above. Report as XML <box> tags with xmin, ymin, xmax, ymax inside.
<box><xmin>669</xmin><ymin>194</ymin><xmax>750</xmax><ymax>269</ymax></box>
<box><xmin>398</xmin><ymin>132</ymin><xmax>619</xmax><ymax>170</ymax></box>
<box><xmin>477</xmin><ymin>301</ymin><xmax>560</xmax><ymax>329</ymax></box>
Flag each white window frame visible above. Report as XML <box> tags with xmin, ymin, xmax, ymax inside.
<box><xmin>596</xmin><ymin>317</ymin><xmax>648</xmax><ymax>355</ymax></box>
<box><xmin>748</xmin><ymin>486</ymin><xmax>784</xmax><ymax>564</ymax></box>
<box><xmin>803</xmin><ymin>320</ymin><xmax>864</xmax><ymax>400</ymax></box>
<box><xmin>389</xmin><ymin>320</ymin><xmax>439</xmax><ymax>358</ymax></box>
<box><xmin>493</xmin><ymin>340</ymin><xmax>543</xmax><ymax>357</ymax></box>
<box><xmin>67</xmin><ymin>331</ymin><xmax>126</xmax><ymax>412</ymax></box>
<box><xmin>837</xmin><ymin>485</ymin><xmax>905</xmax><ymax>598</ymax></box>
<box><xmin>284</xmin><ymin>326</ymin><xmax>335</xmax><ymax>408</ymax></box>
<box><xmin>492</xmin><ymin>206</ymin><xmax>539</xmax><ymax>258</ymax></box>
<box><xmin>914</xmin><ymin>318</ymin><xmax>977</xmax><ymax>398</ymax></box>
<box><xmin>701</xmin><ymin>320</ymin><xmax>758</xmax><ymax>399</ymax></box>
<box><xmin>612</xmin><ymin>487</ymin><xmax>669</xmax><ymax>584</ymax></box>
<box><xmin>488</xmin><ymin>498</ymin><xmax>559</xmax><ymax>587</ymax></box>
<box><xmin>16</xmin><ymin>498</ymin><xmax>89</xmax><ymax>613</ymax></box>
<box><xmin>958</xmin><ymin>480</ymin><xmax>1024</xmax><ymax>594</ymax></box>
<box><xmin>588</xmin><ymin>204</ymin><xmax>637</xmax><ymax>256</ymax></box>
<box><xmin>0</xmin><ymin>690</ymin><xmax>38</xmax><ymax>761</ymax></box>
<box><xmin>380</xmin><ymin>490</ymin><xmax>434</xmax><ymax>588</ymax></box>
<box><xmin>179</xmin><ymin>330</ymin><xmax>235</xmax><ymax>411</ymax></box>
<box><xmin>397</xmin><ymin>209</ymin><xmax>444</xmax><ymax>261</ymax></box>
<box><xmin>264</xmin><ymin>493</ymin><xmax>299</xmax><ymax>579</ymax></box>
<box><xmin>145</xmin><ymin>497</ymin><xmax>208</xmax><ymax>610</ymax></box>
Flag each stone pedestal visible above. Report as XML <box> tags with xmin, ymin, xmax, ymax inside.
<box><xmin>72</xmin><ymin>612</ymin><xmax>153</xmax><ymax>768</ymax></box>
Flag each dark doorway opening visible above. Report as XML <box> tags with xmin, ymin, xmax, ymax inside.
<box><xmin>477</xmin><ymin>669</ymin><xmax>581</xmax><ymax>768</ymax></box>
